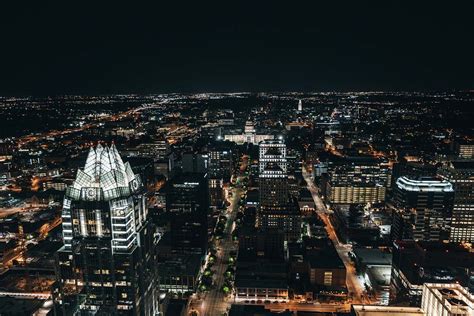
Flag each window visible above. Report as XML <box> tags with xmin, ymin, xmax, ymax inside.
<box><xmin>324</xmin><ymin>271</ymin><xmax>333</xmax><ymax>286</ymax></box>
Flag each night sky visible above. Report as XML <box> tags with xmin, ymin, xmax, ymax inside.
<box><xmin>1</xmin><ymin>2</ymin><xmax>473</xmax><ymax>95</ymax></box>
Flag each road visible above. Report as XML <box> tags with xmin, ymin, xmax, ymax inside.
<box><xmin>302</xmin><ymin>166</ymin><xmax>373</xmax><ymax>304</ymax></box>
<box><xmin>1</xmin><ymin>214</ymin><xmax>61</xmax><ymax>273</ymax></box>
<box><xmin>199</xmin><ymin>185</ymin><xmax>241</xmax><ymax>316</ymax></box>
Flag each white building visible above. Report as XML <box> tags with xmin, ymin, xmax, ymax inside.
<box><xmin>224</xmin><ymin>121</ymin><xmax>273</xmax><ymax>145</ymax></box>
<box><xmin>353</xmin><ymin>283</ymin><xmax>474</xmax><ymax>316</ymax></box>
<box><xmin>422</xmin><ymin>283</ymin><xmax>474</xmax><ymax>316</ymax></box>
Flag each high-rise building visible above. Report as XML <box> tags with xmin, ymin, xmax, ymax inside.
<box><xmin>438</xmin><ymin>161</ymin><xmax>474</xmax><ymax>243</ymax></box>
<box><xmin>208</xmin><ymin>147</ymin><xmax>232</xmax><ymax>181</ymax></box>
<box><xmin>54</xmin><ymin>144</ymin><xmax>160</xmax><ymax>315</ymax></box>
<box><xmin>134</xmin><ymin>136</ymin><xmax>170</xmax><ymax>160</ymax></box>
<box><xmin>182</xmin><ymin>152</ymin><xmax>208</xmax><ymax>174</ymax></box>
<box><xmin>207</xmin><ymin>146</ymin><xmax>232</xmax><ymax>208</ymax></box>
<box><xmin>209</xmin><ymin>177</ymin><xmax>225</xmax><ymax>208</ymax></box>
<box><xmin>323</xmin><ymin>156</ymin><xmax>389</xmax><ymax>205</ymax></box>
<box><xmin>166</xmin><ymin>172</ymin><xmax>209</xmax><ymax>215</ymax></box>
<box><xmin>258</xmin><ymin>139</ymin><xmax>301</xmax><ymax>241</ymax></box>
<box><xmin>391</xmin><ymin>176</ymin><xmax>454</xmax><ymax>242</ymax></box>
<box><xmin>297</xmin><ymin>99</ymin><xmax>303</xmax><ymax>112</ymax></box>
<box><xmin>259</xmin><ymin>139</ymin><xmax>288</xmax><ymax>207</ymax></box>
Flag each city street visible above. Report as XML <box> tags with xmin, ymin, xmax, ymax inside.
<box><xmin>199</xmin><ymin>185</ymin><xmax>241</xmax><ymax>316</ymax></box>
<box><xmin>302</xmin><ymin>166</ymin><xmax>373</xmax><ymax>304</ymax></box>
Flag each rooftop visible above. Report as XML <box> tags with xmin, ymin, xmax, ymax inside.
<box><xmin>396</xmin><ymin>176</ymin><xmax>453</xmax><ymax>192</ymax></box>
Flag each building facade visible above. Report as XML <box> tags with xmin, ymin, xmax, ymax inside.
<box><xmin>324</xmin><ymin>156</ymin><xmax>389</xmax><ymax>205</ymax></box>
<box><xmin>258</xmin><ymin>139</ymin><xmax>301</xmax><ymax>241</ymax></box>
<box><xmin>54</xmin><ymin>144</ymin><xmax>160</xmax><ymax>315</ymax></box>
<box><xmin>438</xmin><ymin>161</ymin><xmax>474</xmax><ymax>243</ymax></box>
<box><xmin>224</xmin><ymin>121</ymin><xmax>273</xmax><ymax>145</ymax></box>
<box><xmin>391</xmin><ymin>176</ymin><xmax>454</xmax><ymax>242</ymax></box>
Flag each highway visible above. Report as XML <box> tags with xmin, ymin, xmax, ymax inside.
<box><xmin>302</xmin><ymin>165</ymin><xmax>374</xmax><ymax>305</ymax></box>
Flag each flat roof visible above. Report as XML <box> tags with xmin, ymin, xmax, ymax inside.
<box><xmin>354</xmin><ymin>248</ymin><xmax>392</xmax><ymax>266</ymax></box>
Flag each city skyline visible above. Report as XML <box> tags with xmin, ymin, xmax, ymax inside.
<box><xmin>0</xmin><ymin>92</ymin><xmax>473</xmax><ymax>315</ymax></box>
<box><xmin>1</xmin><ymin>2</ymin><xmax>474</xmax><ymax>315</ymax></box>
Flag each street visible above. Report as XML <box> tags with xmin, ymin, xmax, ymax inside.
<box><xmin>188</xmin><ymin>160</ymin><xmax>246</xmax><ymax>316</ymax></box>
<box><xmin>302</xmin><ymin>166</ymin><xmax>374</xmax><ymax>304</ymax></box>
<box><xmin>200</xmin><ymin>184</ymin><xmax>241</xmax><ymax>316</ymax></box>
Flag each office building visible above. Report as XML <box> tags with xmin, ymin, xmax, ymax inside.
<box><xmin>207</xmin><ymin>146</ymin><xmax>232</xmax><ymax>208</ymax></box>
<box><xmin>390</xmin><ymin>240</ymin><xmax>474</xmax><ymax>305</ymax></box>
<box><xmin>258</xmin><ymin>139</ymin><xmax>301</xmax><ymax>241</ymax></box>
<box><xmin>421</xmin><ymin>283</ymin><xmax>474</xmax><ymax>316</ymax></box>
<box><xmin>259</xmin><ymin>139</ymin><xmax>288</xmax><ymax>207</ymax></box>
<box><xmin>353</xmin><ymin>283</ymin><xmax>474</xmax><ymax>315</ymax></box>
<box><xmin>208</xmin><ymin>147</ymin><xmax>232</xmax><ymax>181</ymax></box>
<box><xmin>438</xmin><ymin>161</ymin><xmax>474</xmax><ymax>243</ymax></box>
<box><xmin>324</xmin><ymin>156</ymin><xmax>389</xmax><ymax>205</ymax></box>
<box><xmin>182</xmin><ymin>152</ymin><xmax>208</xmax><ymax>174</ymax></box>
<box><xmin>392</xmin><ymin>176</ymin><xmax>454</xmax><ymax>242</ymax></box>
<box><xmin>54</xmin><ymin>144</ymin><xmax>160</xmax><ymax>315</ymax></box>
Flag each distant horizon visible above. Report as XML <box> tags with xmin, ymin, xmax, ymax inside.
<box><xmin>1</xmin><ymin>89</ymin><xmax>474</xmax><ymax>98</ymax></box>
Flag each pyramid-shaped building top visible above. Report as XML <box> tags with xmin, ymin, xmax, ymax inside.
<box><xmin>66</xmin><ymin>144</ymin><xmax>141</xmax><ymax>201</ymax></box>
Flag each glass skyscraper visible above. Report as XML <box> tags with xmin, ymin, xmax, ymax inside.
<box><xmin>54</xmin><ymin>144</ymin><xmax>160</xmax><ymax>315</ymax></box>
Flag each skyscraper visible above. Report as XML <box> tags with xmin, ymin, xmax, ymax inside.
<box><xmin>391</xmin><ymin>176</ymin><xmax>454</xmax><ymax>242</ymax></box>
<box><xmin>297</xmin><ymin>99</ymin><xmax>303</xmax><ymax>112</ymax></box>
<box><xmin>259</xmin><ymin>139</ymin><xmax>288</xmax><ymax>207</ymax></box>
<box><xmin>438</xmin><ymin>161</ymin><xmax>474</xmax><ymax>243</ymax></box>
<box><xmin>54</xmin><ymin>144</ymin><xmax>160</xmax><ymax>315</ymax></box>
<box><xmin>258</xmin><ymin>139</ymin><xmax>301</xmax><ymax>241</ymax></box>
<box><xmin>207</xmin><ymin>146</ymin><xmax>232</xmax><ymax>208</ymax></box>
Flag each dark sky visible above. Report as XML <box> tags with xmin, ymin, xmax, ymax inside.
<box><xmin>1</xmin><ymin>2</ymin><xmax>473</xmax><ymax>95</ymax></box>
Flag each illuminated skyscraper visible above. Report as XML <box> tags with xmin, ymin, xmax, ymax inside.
<box><xmin>438</xmin><ymin>161</ymin><xmax>474</xmax><ymax>243</ymax></box>
<box><xmin>297</xmin><ymin>99</ymin><xmax>302</xmax><ymax>112</ymax></box>
<box><xmin>259</xmin><ymin>139</ymin><xmax>288</xmax><ymax>207</ymax></box>
<box><xmin>391</xmin><ymin>176</ymin><xmax>454</xmax><ymax>242</ymax></box>
<box><xmin>54</xmin><ymin>144</ymin><xmax>160</xmax><ymax>315</ymax></box>
<box><xmin>258</xmin><ymin>139</ymin><xmax>301</xmax><ymax>241</ymax></box>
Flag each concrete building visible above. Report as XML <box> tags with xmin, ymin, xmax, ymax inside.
<box><xmin>353</xmin><ymin>283</ymin><xmax>473</xmax><ymax>316</ymax></box>
<box><xmin>421</xmin><ymin>283</ymin><xmax>474</xmax><ymax>316</ymax></box>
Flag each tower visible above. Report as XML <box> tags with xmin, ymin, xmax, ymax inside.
<box><xmin>259</xmin><ymin>139</ymin><xmax>288</xmax><ymax>207</ymax></box>
<box><xmin>438</xmin><ymin>161</ymin><xmax>474</xmax><ymax>243</ymax></box>
<box><xmin>391</xmin><ymin>176</ymin><xmax>454</xmax><ymax>242</ymax></box>
<box><xmin>258</xmin><ymin>140</ymin><xmax>301</xmax><ymax>241</ymax></box>
<box><xmin>297</xmin><ymin>99</ymin><xmax>303</xmax><ymax>112</ymax></box>
<box><xmin>54</xmin><ymin>144</ymin><xmax>160</xmax><ymax>315</ymax></box>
